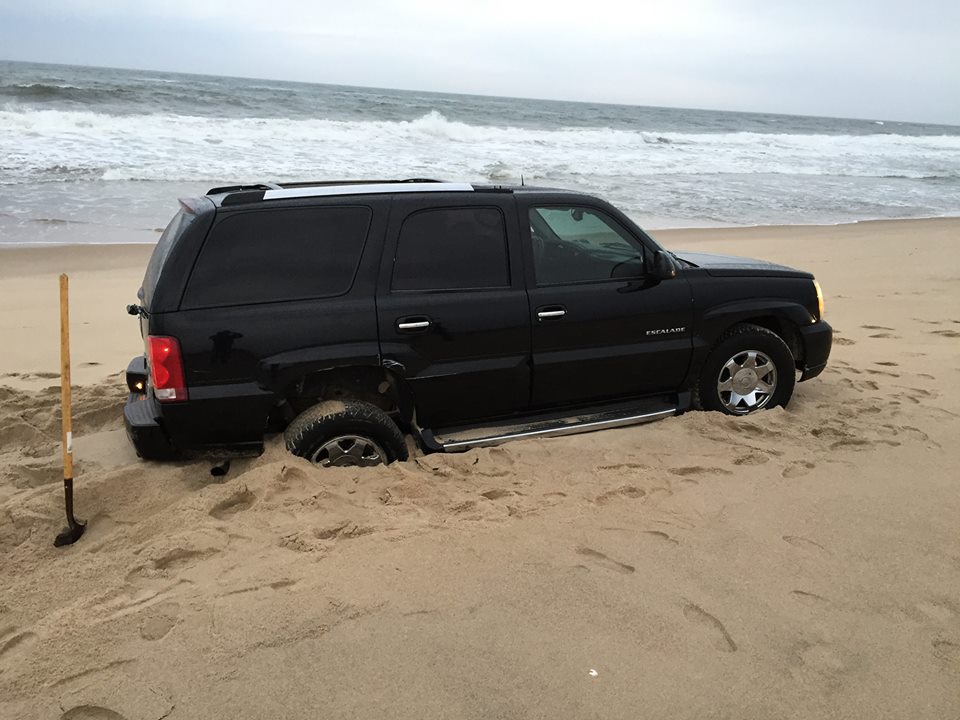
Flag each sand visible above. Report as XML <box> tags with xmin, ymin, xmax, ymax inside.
<box><xmin>1</xmin><ymin>218</ymin><xmax>959</xmax><ymax>719</ymax></box>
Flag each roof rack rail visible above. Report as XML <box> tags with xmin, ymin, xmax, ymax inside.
<box><xmin>272</xmin><ymin>178</ymin><xmax>447</xmax><ymax>189</ymax></box>
<box><xmin>210</xmin><ymin>179</ymin><xmax>446</xmax><ymax>195</ymax></box>
<box><xmin>215</xmin><ymin>180</ymin><xmax>476</xmax><ymax>206</ymax></box>
<box><xmin>260</xmin><ymin>181</ymin><xmax>473</xmax><ymax>202</ymax></box>
<box><xmin>206</xmin><ymin>183</ymin><xmax>281</xmax><ymax>195</ymax></box>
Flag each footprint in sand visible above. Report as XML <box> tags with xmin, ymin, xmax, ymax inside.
<box><xmin>209</xmin><ymin>487</ymin><xmax>256</xmax><ymax>519</ymax></box>
<box><xmin>0</xmin><ymin>630</ymin><xmax>37</xmax><ymax>665</ymax></box>
<box><xmin>790</xmin><ymin>590</ymin><xmax>829</xmax><ymax>606</ymax></box>
<box><xmin>644</xmin><ymin>530</ymin><xmax>679</xmax><ymax>545</ymax></box>
<box><xmin>932</xmin><ymin>640</ymin><xmax>960</xmax><ymax>665</ymax></box>
<box><xmin>834</xmin><ymin>337</ymin><xmax>856</xmax><ymax>346</ymax></box>
<box><xmin>682</xmin><ymin>603</ymin><xmax>737</xmax><ymax>652</ymax></box>
<box><xmin>865</xmin><ymin>369</ymin><xmax>900</xmax><ymax>378</ymax></box>
<box><xmin>575</xmin><ymin>546</ymin><xmax>635</xmax><ymax>574</ymax></box>
<box><xmin>930</xmin><ymin>329</ymin><xmax>960</xmax><ymax>338</ymax></box>
<box><xmin>595</xmin><ymin>485</ymin><xmax>646</xmax><ymax>503</ymax></box>
<box><xmin>830</xmin><ymin>437</ymin><xmax>888</xmax><ymax>451</ymax></box>
<box><xmin>869</xmin><ymin>332</ymin><xmax>900</xmax><ymax>339</ymax></box>
<box><xmin>313</xmin><ymin>520</ymin><xmax>374</xmax><ymax>540</ymax></box>
<box><xmin>794</xmin><ymin>641</ymin><xmax>854</xmax><ymax>681</ymax></box>
<box><xmin>733</xmin><ymin>452</ymin><xmax>770</xmax><ymax>466</ymax></box>
<box><xmin>152</xmin><ymin>547</ymin><xmax>216</xmax><ymax>571</ymax></box>
<box><xmin>60</xmin><ymin>707</ymin><xmax>127</xmax><ymax>720</ymax></box>
<box><xmin>668</xmin><ymin>466</ymin><xmax>732</xmax><ymax>477</ymax></box>
<box><xmin>915</xmin><ymin>599</ymin><xmax>959</xmax><ymax>623</ymax></box>
<box><xmin>782</xmin><ymin>461</ymin><xmax>815</xmax><ymax>478</ymax></box>
<box><xmin>104</xmin><ymin>580</ymin><xmax>189</xmax><ymax>622</ymax></box>
<box><xmin>782</xmin><ymin>535</ymin><xmax>825</xmax><ymax>553</ymax></box>
<box><xmin>139</xmin><ymin>602</ymin><xmax>180</xmax><ymax>641</ymax></box>
<box><xmin>595</xmin><ymin>462</ymin><xmax>650</xmax><ymax>472</ymax></box>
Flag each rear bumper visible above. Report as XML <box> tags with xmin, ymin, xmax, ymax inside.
<box><xmin>798</xmin><ymin>320</ymin><xmax>832</xmax><ymax>381</ymax></box>
<box><xmin>124</xmin><ymin>390</ymin><xmax>179</xmax><ymax>460</ymax></box>
<box><xmin>123</xmin><ymin>356</ymin><xmax>267</xmax><ymax>461</ymax></box>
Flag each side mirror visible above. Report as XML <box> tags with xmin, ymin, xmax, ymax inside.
<box><xmin>652</xmin><ymin>250</ymin><xmax>678</xmax><ymax>281</ymax></box>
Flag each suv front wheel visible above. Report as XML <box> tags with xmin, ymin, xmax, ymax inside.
<box><xmin>285</xmin><ymin>400</ymin><xmax>409</xmax><ymax>467</ymax></box>
<box><xmin>695</xmin><ymin>323</ymin><xmax>796</xmax><ymax>415</ymax></box>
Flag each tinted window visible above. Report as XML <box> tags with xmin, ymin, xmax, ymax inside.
<box><xmin>530</xmin><ymin>207</ymin><xmax>645</xmax><ymax>285</ymax></box>
<box><xmin>183</xmin><ymin>206</ymin><xmax>371</xmax><ymax>309</ymax></box>
<box><xmin>142</xmin><ymin>209</ymin><xmax>188</xmax><ymax>307</ymax></box>
<box><xmin>392</xmin><ymin>207</ymin><xmax>509</xmax><ymax>292</ymax></box>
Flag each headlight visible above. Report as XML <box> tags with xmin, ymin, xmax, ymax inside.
<box><xmin>812</xmin><ymin>279</ymin><xmax>824</xmax><ymax>320</ymax></box>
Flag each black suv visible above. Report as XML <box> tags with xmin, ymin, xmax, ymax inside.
<box><xmin>124</xmin><ymin>180</ymin><xmax>831</xmax><ymax>466</ymax></box>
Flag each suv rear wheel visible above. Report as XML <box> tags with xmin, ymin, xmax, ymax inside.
<box><xmin>696</xmin><ymin>324</ymin><xmax>796</xmax><ymax>415</ymax></box>
<box><xmin>285</xmin><ymin>400</ymin><xmax>409</xmax><ymax>467</ymax></box>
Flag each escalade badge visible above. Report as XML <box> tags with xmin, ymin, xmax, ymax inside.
<box><xmin>646</xmin><ymin>327</ymin><xmax>686</xmax><ymax>335</ymax></box>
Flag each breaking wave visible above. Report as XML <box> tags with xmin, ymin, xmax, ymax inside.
<box><xmin>2</xmin><ymin>109</ymin><xmax>959</xmax><ymax>185</ymax></box>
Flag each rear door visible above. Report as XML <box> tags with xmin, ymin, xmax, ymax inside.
<box><xmin>520</xmin><ymin>198</ymin><xmax>694</xmax><ymax>408</ymax></box>
<box><xmin>376</xmin><ymin>193</ymin><xmax>530</xmax><ymax>428</ymax></box>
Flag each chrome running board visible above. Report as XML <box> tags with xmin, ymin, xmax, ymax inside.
<box><xmin>424</xmin><ymin>403</ymin><xmax>679</xmax><ymax>452</ymax></box>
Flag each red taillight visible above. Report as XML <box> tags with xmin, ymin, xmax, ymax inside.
<box><xmin>147</xmin><ymin>335</ymin><xmax>188</xmax><ymax>402</ymax></box>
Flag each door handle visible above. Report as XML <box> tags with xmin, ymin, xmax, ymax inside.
<box><xmin>537</xmin><ymin>307</ymin><xmax>566</xmax><ymax>320</ymax></box>
<box><xmin>397</xmin><ymin>316</ymin><xmax>432</xmax><ymax>332</ymax></box>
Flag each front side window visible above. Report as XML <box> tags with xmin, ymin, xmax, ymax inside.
<box><xmin>392</xmin><ymin>207</ymin><xmax>509</xmax><ymax>292</ymax></box>
<box><xmin>529</xmin><ymin>207</ymin><xmax>645</xmax><ymax>285</ymax></box>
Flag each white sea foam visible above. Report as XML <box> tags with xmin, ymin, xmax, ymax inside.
<box><xmin>2</xmin><ymin>109</ymin><xmax>959</xmax><ymax>185</ymax></box>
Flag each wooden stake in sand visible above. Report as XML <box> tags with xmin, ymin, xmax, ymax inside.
<box><xmin>54</xmin><ymin>273</ymin><xmax>85</xmax><ymax>547</ymax></box>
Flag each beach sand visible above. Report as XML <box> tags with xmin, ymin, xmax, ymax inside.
<box><xmin>2</xmin><ymin>218</ymin><xmax>959</xmax><ymax>719</ymax></box>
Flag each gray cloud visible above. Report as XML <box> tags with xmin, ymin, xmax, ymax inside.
<box><xmin>0</xmin><ymin>0</ymin><xmax>957</xmax><ymax>124</ymax></box>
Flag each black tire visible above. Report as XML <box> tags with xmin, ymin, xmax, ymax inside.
<box><xmin>284</xmin><ymin>400</ymin><xmax>408</xmax><ymax>466</ymax></box>
<box><xmin>695</xmin><ymin>323</ymin><xmax>796</xmax><ymax>415</ymax></box>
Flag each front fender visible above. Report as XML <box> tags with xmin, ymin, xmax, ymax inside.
<box><xmin>698</xmin><ymin>299</ymin><xmax>816</xmax><ymax>341</ymax></box>
<box><xmin>682</xmin><ymin>298</ymin><xmax>817</xmax><ymax>389</ymax></box>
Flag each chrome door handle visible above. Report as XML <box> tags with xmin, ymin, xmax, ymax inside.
<box><xmin>397</xmin><ymin>320</ymin><xmax>431</xmax><ymax>330</ymax></box>
<box><xmin>537</xmin><ymin>309</ymin><xmax>566</xmax><ymax>319</ymax></box>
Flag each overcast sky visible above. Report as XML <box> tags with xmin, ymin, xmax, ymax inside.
<box><xmin>1</xmin><ymin>0</ymin><xmax>957</xmax><ymax>124</ymax></box>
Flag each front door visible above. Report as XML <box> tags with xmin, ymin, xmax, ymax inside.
<box><xmin>522</xmin><ymin>201</ymin><xmax>693</xmax><ymax>408</ymax></box>
<box><xmin>377</xmin><ymin>195</ymin><xmax>530</xmax><ymax>428</ymax></box>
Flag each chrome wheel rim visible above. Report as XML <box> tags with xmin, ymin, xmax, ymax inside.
<box><xmin>310</xmin><ymin>435</ymin><xmax>386</xmax><ymax>467</ymax></box>
<box><xmin>717</xmin><ymin>350</ymin><xmax>778</xmax><ymax>414</ymax></box>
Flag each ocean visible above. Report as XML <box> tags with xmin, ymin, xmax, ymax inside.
<box><xmin>2</xmin><ymin>60</ymin><xmax>959</xmax><ymax>246</ymax></box>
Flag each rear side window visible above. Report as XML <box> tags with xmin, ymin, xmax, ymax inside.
<box><xmin>142</xmin><ymin>209</ymin><xmax>188</xmax><ymax>307</ymax></box>
<box><xmin>392</xmin><ymin>207</ymin><xmax>509</xmax><ymax>292</ymax></box>
<box><xmin>182</xmin><ymin>206</ymin><xmax>371</xmax><ymax>309</ymax></box>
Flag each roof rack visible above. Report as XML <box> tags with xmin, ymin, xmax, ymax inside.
<box><xmin>264</xmin><ymin>181</ymin><xmax>474</xmax><ymax>201</ymax></box>
<box><xmin>217</xmin><ymin>180</ymin><xmax>477</xmax><ymax>206</ymax></box>
<box><xmin>274</xmin><ymin>178</ymin><xmax>447</xmax><ymax>188</ymax></box>
<box><xmin>206</xmin><ymin>182</ymin><xmax>281</xmax><ymax>195</ymax></box>
<box><xmin>208</xmin><ymin>178</ymin><xmax>446</xmax><ymax>196</ymax></box>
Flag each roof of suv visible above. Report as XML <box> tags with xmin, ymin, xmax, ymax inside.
<box><xmin>206</xmin><ymin>178</ymin><xmax>580</xmax><ymax>207</ymax></box>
